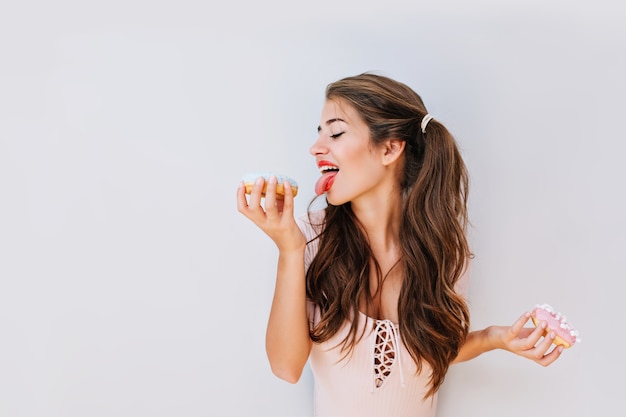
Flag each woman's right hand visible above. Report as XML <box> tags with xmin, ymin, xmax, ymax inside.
<box><xmin>237</xmin><ymin>176</ymin><xmax>312</xmax><ymax>382</ymax></box>
<box><xmin>236</xmin><ymin>175</ymin><xmax>306</xmax><ymax>252</ymax></box>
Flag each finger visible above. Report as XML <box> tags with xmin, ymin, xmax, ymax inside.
<box><xmin>276</xmin><ymin>197</ymin><xmax>285</xmax><ymax>213</ymax></box>
<box><xmin>248</xmin><ymin>176</ymin><xmax>266</xmax><ymax>209</ymax></box>
<box><xmin>510</xmin><ymin>312</ymin><xmax>532</xmax><ymax>335</ymax></box>
<box><xmin>537</xmin><ymin>344</ymin><xmax>564</xmax><ymax>367</ymax></box>
<box><xmin>536</xmin><ymin>328</ymin><xmax>558</xmax><ymax>354</ymax></box>
<box><xmin>506</xmin><ymin>312</ymin><xmax>534</xmax><ymax>344</ymax></box>
<box><xmin>508</xmin><ymin>315</ymin><xmax>546</xmax><ymax>351</ymax></box>
<box><xmin>236</xmin><ymin>181</ymin><xmax>249</xmax><ymax>213</ymax></box>
<box><xmin>515</xmin><ymin>320</ymin><xmax>548</xmax><ymax>351</ymax></box>
<box><xmin>281</xmin><ymin>180</ymin><xmax>295</xmax><ymax>215</ymax></box>
<box><xmin>513</xmin><ymin>327</ymin><xmax>535</xmax><ymax>341</ymax></box>
<box><xmin>264</xmin><ymin>176</ymin><xmax>279</xmax><ymax>218</ymax></box>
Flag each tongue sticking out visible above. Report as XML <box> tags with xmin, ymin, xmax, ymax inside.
<box><xmin>314</xmin><ymin>171</ymin><xmax>337</xmax><ymax>195</ymax></box>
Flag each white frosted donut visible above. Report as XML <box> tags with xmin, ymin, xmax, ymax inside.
<box><xmin>241</xmin><ymin>171</ymin><xmax>298</xmax><ymax>197</ymax></box>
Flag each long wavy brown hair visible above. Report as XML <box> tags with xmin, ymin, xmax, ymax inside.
<box><xmin>305</xmin><ymin>73</ymin><xmax>471</xmax><ymax>398</ymax></box>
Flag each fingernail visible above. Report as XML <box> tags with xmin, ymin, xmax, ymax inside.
<box><xmin>255</xmin><ymin>177</ymin><xmax>264</xmax><ymax>185</ymax></box>
<box><xmin>269</xmin><ymin>175</ymin><xmax>277</xmax><ymax>184</ymax></box>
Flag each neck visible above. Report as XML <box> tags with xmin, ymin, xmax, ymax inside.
<box><xmin>351</xmin><ymin>190</ymin><xmax>403</xmax><ymax>255</ymax></box>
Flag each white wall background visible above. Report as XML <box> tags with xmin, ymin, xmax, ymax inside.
<box><xmin>1</xmin><ymin>1</ymin><xmax>623</xmax><ymax>416</ymax></box>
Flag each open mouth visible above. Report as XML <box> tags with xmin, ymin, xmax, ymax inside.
<box><xmin>319</xmin><ymin>164</ymin><xmax>339</xmax><ymax>174</ymax></box>
<box><xmin>315</xmin><ymin>163</ymin><xmax>339</xmax><ymax>195</ymax></box>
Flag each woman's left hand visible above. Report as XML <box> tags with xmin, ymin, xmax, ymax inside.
<box><xmin>493</xmin><ymin>312</ymin><xmax>564</xmax><ymax>366</ymax></box>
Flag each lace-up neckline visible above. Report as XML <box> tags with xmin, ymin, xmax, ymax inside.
<box><xmin>365</xmin><ymin>314</ymin><xmax>406</xmax><ymax>392</ymax></box>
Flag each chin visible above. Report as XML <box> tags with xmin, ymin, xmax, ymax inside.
<box><xmin>325</xmin><ymin>190</ymin><xmax>349</xmax><ymax>207</ymax></box>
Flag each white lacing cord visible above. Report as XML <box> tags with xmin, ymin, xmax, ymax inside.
<box><xmin>370</xmin><ymin>319</ymin><xmax>405</xmax><ymax>392</ymax></box>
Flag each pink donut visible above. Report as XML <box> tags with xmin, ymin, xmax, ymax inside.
<box><xmin>531</xmin><ymin>304</ymin><xmax>580</xmax><ymax>348</ymax></box>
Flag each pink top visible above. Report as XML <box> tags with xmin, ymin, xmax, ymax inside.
<box><xmin>297</xmin><ymin>212</ymin><xmax>469</xmax><ymax>417</ymax></box>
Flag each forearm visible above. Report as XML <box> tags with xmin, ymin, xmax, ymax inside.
<box><xmin>453</xmin><ymin>311</ymin><xmax>565</xmax><ymax>367</ymax></box>
<box><xmin>453</xmin><ymin>327</ymin><xmax>500</xmax><ymax>363</ymax></box>
<box><xmin>265</xmin><ymin>247</ymin><xmax>312</xmax><ymax>383</ymax></box>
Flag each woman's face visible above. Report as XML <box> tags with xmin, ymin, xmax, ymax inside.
<box><xmin>309</xmin><ymin>98</ymin><xmax>391</xmax><ymax>206</ymax></box>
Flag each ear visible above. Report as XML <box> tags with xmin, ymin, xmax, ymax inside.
<box><xmin>381</xmin><ymin>139</ymin><xmax>405</xmax><ymax>166</ymax></box>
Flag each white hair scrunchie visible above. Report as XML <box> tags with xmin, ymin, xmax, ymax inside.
<box><xmin>421</xmin><ymin>114</ymin><xmax>434</xmax><ymax>134</ymax></box>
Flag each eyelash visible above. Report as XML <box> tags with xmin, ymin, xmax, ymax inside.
<box><xmin>330</xmin><ymin>132</ymin><xmax>344</xmax><ymax>139</ymax></box>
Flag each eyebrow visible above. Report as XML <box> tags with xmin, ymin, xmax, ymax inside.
<box><xmin>317</xmin><ymin>118</ymin><xmax>345</xmax><ymax>133</ymax></box>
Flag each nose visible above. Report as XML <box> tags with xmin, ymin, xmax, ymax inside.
<box><xmin>309</xmin><ymin>134</ymin><xmax>328</xmax><ymax>157</ymax></box>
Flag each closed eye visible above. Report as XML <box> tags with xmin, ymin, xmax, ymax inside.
<box><xmin>330</xmin><ymin>132</ymin><xmax>345</xmax><ymax>139</ymax></box>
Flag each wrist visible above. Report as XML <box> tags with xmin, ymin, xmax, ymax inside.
<box><xmin>277</xmin><ymin>243</ymin><xmax>306</xmax><ymax>262</ymax></box>
<box><xmin>276</xmin><ymin>231</ymin><xmax>307</xmax><ymax>254</ymax></box>
<box><xmin>484</xmin><ymin>325</ymin><xmax>507</xmax><ymax>351</ymax></box>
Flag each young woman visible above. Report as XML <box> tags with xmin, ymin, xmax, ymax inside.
<box><xmin>237</xmin><ymin>73</ymin><xmax>563</xmax><ymax>416</ymax></box>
